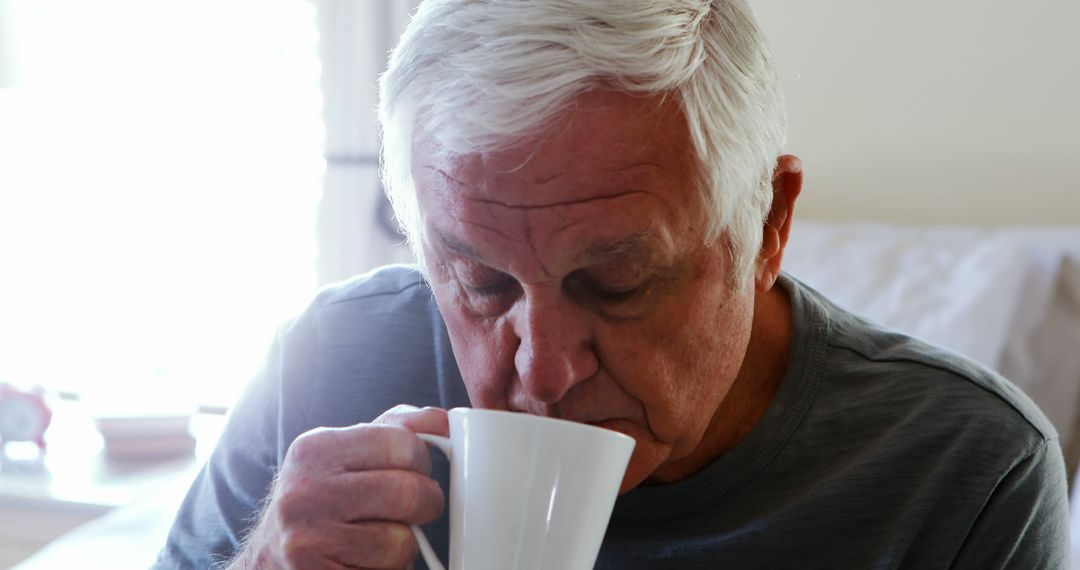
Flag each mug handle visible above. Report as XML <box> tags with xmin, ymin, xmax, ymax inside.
<box><xmin>411</xmin><ymin>433</ymin><xmax>453</xmax><ymax>570</ymax></box>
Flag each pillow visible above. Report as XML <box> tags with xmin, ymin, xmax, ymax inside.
<box><xmin>1008</xmin><ymin>255</ymin><xmax>1080</xmax><ymax>475</ymax></box>
<box><xmin>784</xmin><ymin>223</ymin><xmax>1036</xmax><ymax>370</ymax></box>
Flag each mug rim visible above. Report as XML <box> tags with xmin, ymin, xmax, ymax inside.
<box><xmin>448</xmin><ymin>407</ymin><xmax>637</xmax><ymax>444</ymax></box>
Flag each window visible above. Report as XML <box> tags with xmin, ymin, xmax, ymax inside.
<box><xmin>0</xmin><ymin>0</ymin><xmax>324</xmax><ymax>410</ymax></box>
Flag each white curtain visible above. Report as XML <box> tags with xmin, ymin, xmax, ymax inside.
<box><xmin>314</xmin><ymin>0</ymin><xmax>418</xmax><ymax>285</ymax></box>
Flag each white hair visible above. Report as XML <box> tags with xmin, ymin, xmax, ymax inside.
<box><xmin>378</xmin><ymin>0</ymin><xmax>786</xmax><ymax>284</ymax></box>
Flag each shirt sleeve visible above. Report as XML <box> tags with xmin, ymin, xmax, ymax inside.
<box><xmin>152</xmin><ymin>314</ymin><xmax>310</xmax><ymax>569</ymax></box>
<box><xmin>950</xmin><ymin>438</ymin><xmax>1070</xmax><ymax>569</ymax></box>
<box><xmin>151</xmin><ymin>269</ymin><xmax>453</xmax><ymax>569</ymax></box>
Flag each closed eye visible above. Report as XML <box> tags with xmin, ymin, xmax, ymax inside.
<box><xmin>468</xmin><ymin>278</ymin><xmax>515</xmax><ymax>297</ymax></box>
<box><xmin>565</xmin><ymin>271</ymin><xmax>650</xmax><ymax>306</ymax></box>
<box><xmin>591</xmin><ymin>285</ymin><xmax>643</xmax><ymax>303</ymax></box>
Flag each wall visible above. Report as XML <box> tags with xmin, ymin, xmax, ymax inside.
<box><xmin>752</xmin><ymin>0</ymin><xmax>1080</xmax><ymax>224</ymax></box>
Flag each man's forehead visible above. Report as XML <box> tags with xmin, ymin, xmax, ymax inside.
<box><xmin>412</xmin><ymin>90</ymin><xmax>698</xmax><ymax>275</ymax></box>
<box><xmin>418</xmin><ymin>160</ymin><xmax>666</xmax><ymax>209</ymax></box>
<box><xmin>411</xmin><ymin>89</ymin><xmax>693</xmax><ymax>207</ymax></box>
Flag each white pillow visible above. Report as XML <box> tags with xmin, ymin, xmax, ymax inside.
<box><xmin>784</xmin><ymin>223</ymin><xmax>1036</xmax><ymax>371</ymax></box>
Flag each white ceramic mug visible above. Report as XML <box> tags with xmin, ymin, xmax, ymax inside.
<box><xmin>410</xmin><ymin>408</ymin><xmax>635</xmax><ymax>570</ymax></box>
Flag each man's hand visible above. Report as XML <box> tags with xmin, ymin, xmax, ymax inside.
<box><xmin>228</xmin><ymin>405</ymin><xmax>450</xmax><ymax>569</ymax></box>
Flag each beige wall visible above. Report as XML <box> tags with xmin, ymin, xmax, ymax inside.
<box><xmin>752</xmin><ymin>0</ymin><xmax>1080</xmax><ymax>224</ymax></box>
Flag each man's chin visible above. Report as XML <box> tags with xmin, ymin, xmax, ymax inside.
<box><xmin>618</xmin><ymin>471</ymin><xmax>645</xmax><ymax>494</ymax></box>
<box><xmin>619</xmin><ymin>458</ymin><xmax>669</xmax><ymax>493</ymax></box>
<box><xmin>581</xmin><ymin>420</ymin><xmax>666</xmax><ymax>494</ymax></box>
<box><xmin>617</xmin><ymin>450</ymin><xmax>667</xmax><ymax>494</ymax></box>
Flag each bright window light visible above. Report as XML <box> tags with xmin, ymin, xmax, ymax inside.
<box><xmin>0</xmin><ymin>0</ymin><xmax>324</xmax><ymax>411</ymax></box>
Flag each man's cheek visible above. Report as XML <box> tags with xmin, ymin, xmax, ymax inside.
<box><xmin>602</xmin><ymin>344</ymin><xmax>669</xmax><ymax>409</ymax></box>
<box><xmin>452</xmin><ymin>320</ymin><xmax>517</xmax><ymax>407</ymax></box>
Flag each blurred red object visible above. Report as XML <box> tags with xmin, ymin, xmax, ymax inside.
<box><xmin>0</xmin><ymin>383</ymin><xmax>52</xmax><ymax>449</ymax></box>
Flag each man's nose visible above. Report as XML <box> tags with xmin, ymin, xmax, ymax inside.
<box><xmin>513</xmin><ymin>292</ymin><xmax>598</xmax><ymax>404</ymax></box>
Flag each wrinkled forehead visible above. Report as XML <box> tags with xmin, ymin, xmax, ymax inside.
<box><xmin>415</xmin><ymin>153</ymin><xmax>668</xmax><ymax>211</ymax></box>
<box><xmin>414</xmin><ymin>149</ymin><xmax>681</xmax><ymax>269</ymax></box>
<box><xmin>410</xmin><ymin>90</ymin><xmax>699</xmax><ymax>209</ymax></box>
<box><xmin>409</xmin><ymin>92</ymin><xmax>710</xmax><ymax>281</ymax></box>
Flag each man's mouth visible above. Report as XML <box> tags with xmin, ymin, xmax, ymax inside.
<box><xmin>586</xmin><ymin>418</ymin><xmax>633</xmax><ymax>436</ymax></box>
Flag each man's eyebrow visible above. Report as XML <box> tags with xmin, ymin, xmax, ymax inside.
<box><xmin>580</xmin><ymin>230</ymin><xmax>655</xmax><ymax>261</ymax></box>
<box><xmin>435</xmin><ymin>230</ymin><xmax>485</xmax><ymax>260</ymax></box>
<box><xmin>436</xmin><ymin>228</ymin><xmax>655</xmax><ymax>263</ymax></box>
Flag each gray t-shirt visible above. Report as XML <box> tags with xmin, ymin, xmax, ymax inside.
<box><xmin>155</xmin><ymin>266</ymin><xmax>1069</xmax><ymax>569</ymax></box>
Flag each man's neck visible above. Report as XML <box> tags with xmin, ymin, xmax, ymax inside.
<box><xmin>712</xmin><ymin>283</ymin><xmax>794</xmax><ymax>452</ymax></box>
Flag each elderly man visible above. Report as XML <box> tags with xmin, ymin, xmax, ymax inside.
<box><xmin>157</xmin><ymin>1</ymin><xmax>1068</xmax><ymax>568</ymax></box>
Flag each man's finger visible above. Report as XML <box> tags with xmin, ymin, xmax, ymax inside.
<box><xmin>323</xmin><ymin>520</ymin><xmax>420</xmax><ymax>570</ymax></box>
<box><xmin>300</xmin><ymin>469</ymin><xmax>445</xmax><ymax>525</ymax></box>
<box><xmin>284</xmin><ymin>423</ymin><xmax>434</xmax><ymax>475</ymax></box>
<box><xmin>374</xmin><ymin>405</ymin><xmax>450</xmax><ymax>438</ymax></box>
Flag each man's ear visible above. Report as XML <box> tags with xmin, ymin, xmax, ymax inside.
<box><xmin>755</xmin><ymin>154</ymin><xmax>803</xmax><ymax>292</ymax></box>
